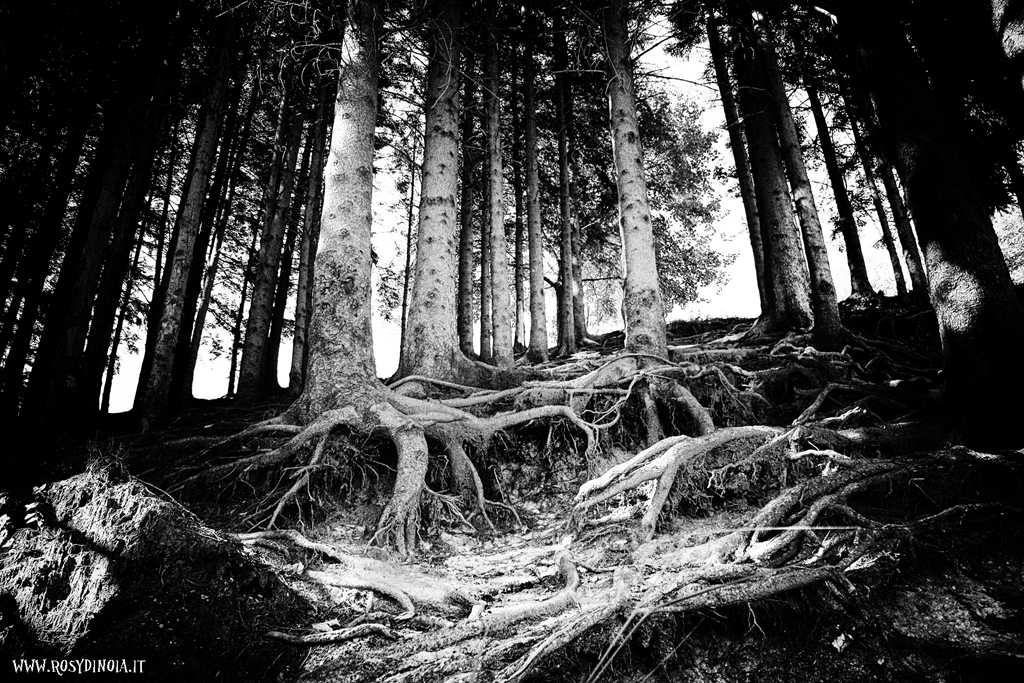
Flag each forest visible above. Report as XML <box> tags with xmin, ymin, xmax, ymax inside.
<box><xmin>2</xmin><ymin>0</ymin><xmax>1024</xmax><ymax>681</ymax></box>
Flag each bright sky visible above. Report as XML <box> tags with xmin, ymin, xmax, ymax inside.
<box><xmin>105</xmin><ymin>19</ymin><xmax>908</xmax><ymax>413</ymax></box>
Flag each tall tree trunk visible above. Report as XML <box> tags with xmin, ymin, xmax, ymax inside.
<box><xmin>398</xmin><ymin>129</ymin><xmax>417</xmax><ymax>369</ymax></box>
<box><xmin>398</xmin><ymin>0</ymin><xmax>477</xmax><ymax>380</ymax></box>
<box><xmin>484</xmin><ymin>30</ymin><xmax>514</xmax><ymax>370</ymax></box>
<box><xmin>457</xmin><ymin>62</ymin><xmax>478</xmax><ymax>359</ymax></box>
<box><xmin>237</xmin><ymin>70</ymin><xmax>306</xmax><ymax>401</ymax></box>
<box><xmin>478</xmin><ymin>157</ymin><xmax>492</xmax><ymax>363</ymax></box>
<box><xmin>79</xmin><ymin>105</ymin><xmax>168</xmax><ymax>415</ymax></box>
<box><xmin>554</xmin><ymin>27</ymin><xmax>577</xmax><ymax>357</ymax></box>
<box><xmin>186</xmin><ymin>71</ymin><xmax>261</xmax><ymax>396</ymax></box>
<box><xmin>32</xmin><ymin>85</ymin><xmax>151</xmax><ymax>424</ymax></box>
<box><xmin>850</xmin><ymin>114</ymin><xmax>908</xmax><ymax>301</ymax></box>
<box><xmin>228</xmin><ymin>224</ymin><xmax>260</xmax><ymax>397</ymax></box>
<box><xmin>512</xmin><ymin>77</ymin><xmax>526</xmax><ymax>351</ymax></box>
<box><xmin>805</xmin><ymin>84</ymin><xmax>872</xmax><ymax>298</ymax></box>
<box><xmin>139</xmin><ymin>16</ymin><xmax>234</xmax><ymax>424</ymax></box>
<box><xmin>846</xmin><ymin>0</ymin><xmax>1024</xmax><ymax>447</ymax></box>
<box><xmin>707</xmin><ymin>15</ymin><xmax>766</xmax><ymax>312</ymax></box>
<box><xmin>290</xmin><ymin>0</ymin><xmax>383</xmax><ymax>419</ymax></box>
<box><xmin>0</xmin><ymin>117</ymin><xmax>88</xmax><ymax>415</ymax></box>
<box><xmin>755</xmin><ymin>18</ymin><xmax>844</xmax><ymax>349</ymax></box>
<box><xmin>733</xmin><ymin>28</ymin><xmax>812</xmax><ymax>332</ymax></box>
<box><xmin>602</xmin><ymin>0</ymin><xmax>668</xmax><ymax>357</ymax></box>
<box><xmin>290</xmin><ymin>75</ymin><xmax>335</xmax><ymax>395</ymax></box>
<box><xmin>523</xmin><ymin>34</ymin><xmax>549</xmax><ymax>363</ymax></box>
<box><xmin>101</xmin><ymin>217</ymin><xmax>148</xmax><ymax>414</ymax></box>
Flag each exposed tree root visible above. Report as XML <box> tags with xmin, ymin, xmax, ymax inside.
<box><xmin>268</xmin><ymin>623</ymin><xmax>398</xmax><ymax>645</ymax></box>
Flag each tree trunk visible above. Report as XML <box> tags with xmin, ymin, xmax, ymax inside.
<box><xmin>707</xmin><ymin>15</ymin><xmax>765</xmax><ymax>312</ymax></box>
<box><xmin>187</xmin><ymin>70</ymin><xmax>261</xmax><ymax>396</ymax></box>
<box><xmin>484</xmin><ymin>30</ymin><xmax>514</xmax><ymax>370</ymax></box>
<box><xmin>805</xmin><ymin>84</ymin><xmax>872</xmax><ymax>298</ymax></box>
<box><xmin>237</xmin><ymin>69</ymin><xmax>307</xmax><ymax>402</ymax></box>
<box><xmin>478</xmin><ymin>171</ymin><xmax>492</xmax><ymax>363</ymax></box>
<box><xmin>755</xmin><ymin>18</ymin><xmax>843</xmax><ymax>349</ymax></box>
<box><xmin>0</xmin><ymin>117</ymin><xmax>88</xmax><ymax>415</ymax></box>
<box><xmin>523</xmin><ymin>35</ymin><xmax>549</xmax><ymax>363</ymax></box>
<box><xmin>732</xmin><ymin>26</ymin><xmax>811</xmax><ymax>333</ymax></box>
<box><xmin>290</xmin><ymin>0</ymin><xmax>383</xmax><ymax>418</ymax></box>
<box><xmin>846</xmin><ymin>0</ymin><xmax>1024</xmax><ymax>447</ymax></box>
<box><xmin>101</xmin><ymin>215</ymin><xmax>148</xmax><ymax>414</ymax></box>
<box><xmin>398</xmin><ymin>0</ymin><xmax>478</xmax><ymax>381</ymax></box>
<box><xmin>228</xmin><ymin>224</ymin><xmax>260</xmax><ymax>397</ymax></box>
<box><xmin>290</xmin><ymin>75</ymin><xmax>335</xmax><ymax>396</ymax></box>
<box><xmin>850</xmin><ymin>114</ymin><xmax>908</xmax><ymax>301</ymax></box>
<box><xmin>457</xmin><ymin>61</ymin><xmax>478</xmax><ymax>359</ymax></box>
<box><xmin>398</xmin><ymin>129</ymin><xmax>417</xmax><ymax>370</ymax></box>
<box><xmin>554</xmin><ymin>27</ymin><xmax>577</xmax><ymax>357</ymax></box>
<box><xmin>512</xmin><ymin>76</ymin><xmax>526</xmax><ymax>351</ymax></box>
<box><xmin>139</xmin><ymin>16</ymin><xmax>234</xmax><ymax>424</ymax></box>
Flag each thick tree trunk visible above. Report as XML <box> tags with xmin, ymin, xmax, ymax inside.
<box><xmin>733</xmin><ymin>28</ymin><xmax>812</xmax><ymax>333</ymax></box>
<box><xmin>523</xmin><ymin>36</ymin><xmax>549</xmax><ymax>363</ymax></box>
<box><xmin>602</xmin><ymin>0</ymin><xmax>668</xmax><ymax>357</ymax></box>
<box><xmin>554</xmin><ymin>28</ymin><xmax>577</xmax><ymax>357</ymax></box>
<box><xmin>512</xmin><ymin>88</ymin><xmax>526</xmax><ymax>351</ymax></box>
<box><xmin>707</xmin><ymin>15</ymin><xmax>766</xmax><ymax>312</ymax></box>
<box><xmin>398</xmin><ymin>0</ymin><xmax>478</xmax><ymax>381</ymax></box>
<box><xmin>805</xmin><ymin>85</ymin><xmax>872</xmax><ymax>298</ymax></box>
<box><xmin>478</xmin><ymin>173</ymin><xmax>492</xmax><ymax>363</ymax></box>
<box><xmin>139</xmin><ymin>16</ymin><xmax>234</xmax><ymax>424</ymax></box>
<box><xmin>237</xmin><ymin>71</ymin><xmax>306</xmax><ymax>402</ymax></box>
<box><xmin>846</xmin><ymin>0</ymin><xmax>1024</xmax><ymax>447</ymax></box>
<box><xmin>850</xmin><ymin>115</ymin><xmax>909</xmax><ymax>301</ymax></box>
<box><xmin>756</xmin><ymin>19</ymin><xmax>844</xmax><ymax>350</ymax></box>
<box><xmin>484</xmin><ymin>31</ymin><xmax>514</xmax><ymax>370</ymax></box>
<box><xmin>290</xmin><ymin>77</ymin><xmax>334</xmax><ymax>396</ymax></box>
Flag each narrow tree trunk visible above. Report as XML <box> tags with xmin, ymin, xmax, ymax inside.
<box><xmin>186</xmin><ymin>71</ymin><xmax>261</xmax><ymax>396</ymax></box>
<box><xmin>0</xmin><ymin>117</ymin><xmax>88</xmax><ymax>414</ymax></box>
<box><xmin>101</xmin><ymin>218</ymin><xmax>148</xmax><ymax>414</ymax></box>
<box><xmin>733</xmin><ymin>27</ymin><xmax>812</xmax><ymax>333</ymax></box>
<box><xmin>512</xmin><ymin>81</ymin><xmax>527</xmax><ymax>351</ymax></box>
<box><xmin>457</xmin><ymin>61</ymin><xmax>478</xmax><ymax>359</ymax></box>
<box><xmin>554</xmin><ymin>28</ymin><xmax>577</xmax><ymax>357</ymax></box>
<box><xmin>805</xmin><ymin>84</ymin><xmax>872</xmax><ymax>298</ymax></box>
<box><xmin>523</xmin><ymin>35</ymin><xmax>549</xmax><ymax>363</ymax></box>
<box><xmin>139</xmin><ymin>16</ymin><xmax>234</xmax><ymax>424</ymax></box>
<box><xmin>398</xmin><ymin>129</ymin><xmax>417</xmax><ymax>369</ymax></box>
<box><xmin>707</xmin><ymin>15</ymin><xmax>765</xmax><ymax>312</ymax></box>
<box><xmin>602</xmin><ymin>0</ymin><xmax>668</xmax><ymax>357</ymax></box>
<box><xmin>850</xmin><ymin>115</ymin><xmax>908</xmax><ymax>301</ymax></box>
<box><xmin>846</xmin><ymin>0</ymin><xmax>1024</xmax><ymax>447</ymax></box>
<box><xmin>228</xmin><ymin>224</ymin><xmax>260</xmax><ymax>397</ymax></box>
<box><xmin>478</xmin><ymin>158</ymin><xmax>493</xmax><ymax>363</ymax></box>
<box><xmin>290</xmin><ymin>75</ymin><xmax>336</xmax><ymax>395</ymax></box>
<box><xmin>484</xmin><ymin>32</ymin><xmax>514</xmax><ymax>370</ymax></box>
<box><xmin>237</xmin><ymin>71</ymin><xmax>307</xmax><ymax>402</ymax></box>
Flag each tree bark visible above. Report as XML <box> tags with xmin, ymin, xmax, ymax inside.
<box><xmin>290</xmin><ymin>0</ymin><xmax>383</xmax><ymax>419</ymax></box>
<box><xmin>554</xmin><ymin>27</ymin><xmax>577</xmax><ymax>357</ymax></box>
<box><xmin>850</xmin><ymin>114</ymin><xmax>908</xmax><ymax>301</ymax></box>
<box><xmin>845</xmin><ymin>0</ymin><xmax>1024</xmax><ymax>447</ymax></box>
<box><xmin>457</xmin><ymin>69</ymin><xmax>478</xmax><ymax>359</ymax></box>
<box><xmin>398</xmin><ymin>0</ymin><xmax>478</xmax><ymax>381</ymax></box>
<box><xmin>602</xmin><ymin>0</ymin><xmax>668</xmax><ymax>357</ymax></box>
<box><xmin>755</xmin><ymin>18</ymin><xmax>844</xmax><ymax>350</ymax></box>
<box><xmin>237</xmin><ymin>68</ymin><xmax>307</xmax><ymax>401</ymax></box>
<box><xmin>139</xmin><ymin>16</ymin><xmax>234</xmax><ymax>424</ymax></box>
<box><xmin>706</xmin><ymin>14</ymin><xmax>766</xmax><ymax>312</ymax></box>
<box><xmin>512</xmin><ymin>73</ymin><xmax>526</xmax><ymax>351</ymax></box>
<box><xmin>805</xmin><ymin>84</ymin><xmax>872</xmax><ymax>298</ymax></box>
<box><xmin>290</xmin><ymin>75</ymin><xmax>335</xmax><ymax>396</ymax></box>
<box><xmin>484</xmin><ymin>29</ymin><xmax>514</xmax><ymax>370</ymax></box>
<box><xmin>523</xmin><ymin>34</ymin><xmax>549</xmax><ymax>363</ymax></box>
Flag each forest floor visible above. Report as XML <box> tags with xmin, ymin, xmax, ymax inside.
<box><xmin>3</xmin><ymin>299</ymin><xmax>1024</xmax><ymax>682</ymax></box>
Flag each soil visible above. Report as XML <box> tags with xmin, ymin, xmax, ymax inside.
<box><xmin>2</xmin><ymin>299</ymin><xmax>1022</xmax><ymax>682</ymax></box>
